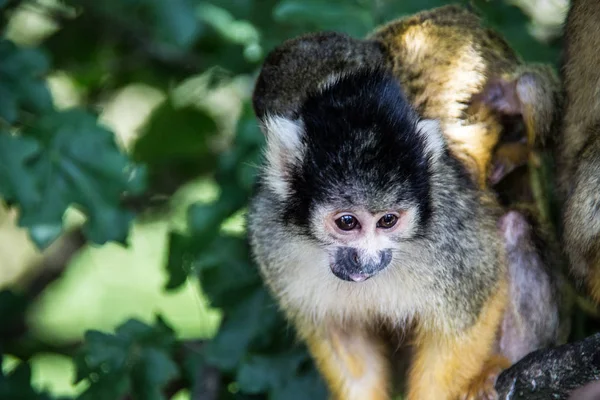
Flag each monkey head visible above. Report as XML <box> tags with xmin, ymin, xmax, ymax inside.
<box><xmin>254</xmin><ymin>68</ymin><xmax>445</xmax><ymax>285</ymax></box>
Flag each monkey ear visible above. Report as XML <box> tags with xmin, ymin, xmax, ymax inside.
<box><xmin>259</xmin><ymin>115</ymin><xmax>305</xmax><ymax>199</ymax></box>
<box><xmin>416</xmin><ymin>119</ymin><xmax>446</xmax><ymax>165</ymax></box>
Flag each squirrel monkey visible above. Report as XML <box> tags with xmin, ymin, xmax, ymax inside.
<box><xmin>376</xmin><ymin>4</ymin><xmax>569</xmax><ymax>375</ymax></box>
<box><xmin>556</xmin><ymin>0</ymin><xmax>600</xmax><ymax>304</ymax></box>
<box><xmin>248</xmin><ymin>5</ymin><xmax>563</xmax><ymax>400</ymax></box>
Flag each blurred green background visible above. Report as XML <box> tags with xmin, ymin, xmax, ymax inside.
<box><xmin>0</xmin><ymin>0</ymin><xmax>567</xmax><ymax>399</ymax></box>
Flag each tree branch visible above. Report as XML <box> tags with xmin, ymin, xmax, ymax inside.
<box><xmin>495</xmin><ymin>333</ymin><xmax>600</xmax><ymax>399</ymax></box>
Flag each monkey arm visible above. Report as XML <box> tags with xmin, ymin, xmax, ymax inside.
<box><xmin>407</xmin><ymin>279</ymin><xmax>510</xmax><ymax>400</ymax></box>
<box><xmin>299</xmin><ymin>323</ymin><xmax>391</xmax><ymax>400</ymax></box>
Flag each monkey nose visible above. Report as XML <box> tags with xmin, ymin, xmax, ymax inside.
<box><xmin>330</xmin><ymin>247</ymin><xmax>393</xmax><ymax>282</ymax></box>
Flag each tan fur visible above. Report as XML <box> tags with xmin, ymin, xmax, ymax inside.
<box><xmin>493</xmin><ymin>142</ymin><xmax>530</xmax><ymax>176</ymax></box>
<box><xmin>371</xmin><ymin>6</ymin><xmax>517</xmax><ymax>188</ymax></box>
<box><xmin>371</xmin><ymin>7</ymin><xmax>559</xmax><ymax>189</ymax></box>
<box><xmin>302</xmin><ymin>324</ymin><xmax>390</xmax><ymax>400</ymax></box>
<box><xmin>407</xmin><ymin>278</ymin><xmax>509</xmax><ymax>400</ymax></box>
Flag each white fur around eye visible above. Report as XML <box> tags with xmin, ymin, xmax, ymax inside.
<box><xmin>416</xmin><ymin>119</ymin><xmax>445</xmax><ymax>163</ymax></box>
<box><xmin>261</xmin><ymin>115</ymin><xmax>305</xmax><ymax>199</ymax></box>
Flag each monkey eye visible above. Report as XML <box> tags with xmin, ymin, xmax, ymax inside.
<box><xmin>335</xmin><ymin>215</ymin><xmax>359</xmax><ymax>231</ymax></box>
<box><xmin>377</xmin><ymin>214</ymin><xmax>398</xmax><ymax>229</ymax></box>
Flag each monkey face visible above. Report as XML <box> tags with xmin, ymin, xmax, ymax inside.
<box><xmin>314</xmin><ymin>206</ymin><xmax>421</xmax><ymax>282</ymax></box>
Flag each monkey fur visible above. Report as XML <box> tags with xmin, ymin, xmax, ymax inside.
<box><xmin>496</xmin><ymin>206</ymin><xmax>571</xmax><ymax>365</ymax></box>
<box><xmin>248</xmin><ymin>5</ymin><xmax>565</xmax><ymax>400</ymax></box>
<box><xmin>249</xmin><ymin>65</ymin><xmax>507</xmax><ymax>400</ymax></box>
<box><xmin>556</xmin><ymin>0</ymin><xmax>600</xmax><ymax>305</ymax></box>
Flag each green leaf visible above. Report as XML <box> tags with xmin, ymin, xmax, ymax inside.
<box><xmin>0</xmin><ymin>361</ymin><xmax>53</xmax><ymax>400</ymax></box>
<box><xmin>133</xmin><ymin>102</ymin><xmax>217</xmax><ymax>165</ymax></box>
<box><xmin>152</xmin><ymin>0</ymin><xmax>201</xmax><ymax>47</ymax></box>
<box><xmin>0</xmin><ymin>86</ymin><xmax>18</xmax><ymax>123</ymax></box>
<box><xmin>181</xmin><ymin>348</ymin><xmax>208</xmax><ymax>395</ymax></box>
<box><xmin>188</xmin><ymin>202</ymin><xmax>232</xmax><ymax>235</ymax></box>
<box><xmin>273</xmin><ymin>0</ymin><xmax>374</xmax><ymax>37</ymax></box>
<box><xmin>234</xmin><ymin>104</ymin><xmax>265</xmax><ymax>148</ymax></box>
<box><xmin>0</xmin><ymin>40</ymin><xmax>53</xmax><ymax>123</ymax></box>
<box><xmin>237</xmin><ymin>148</ymin><xmax>262</xmax><ymax>191</ymax></box>
<box><xmin>16</xmin><ymin>110</ymin><xmax>146</xmax><ymax>248</ymax></box>
<box><xmin>165</xmin><ymin>232</ymin><xmax>198</xmax><ymax>290</ymax></box>
<box><xmin>0</xmin><ymin>134</ymin><xmax>41</xmax><ymax>209</ymax></box>
<box><xmin>197</xmin><ymin>235</ymin><xmax>261</xmax><ymax>308</ymax></box>
<box><xmin>236</xmin><ymin>350</ymin><xmax>307</xmax><ymax>393</ymax></box>
<box><xmin>116</xmin><ymin>317</ymin><xmax>176</xmax><ymax>349</ymax></box>
<box><xmin>130</xmin><ymin>348</ymin><xmax>178</xmax><ymax>400</ymax></box>
<box><xmin>80</xmin><ymin>331</ymin><xmax>129</xmax><ymax>371</ymax></box>
<box><xmin>76</xmin><ymin>371</ymin><xmax>130</xmax><ymax>400</ymax></box>
<box><xmin>204</xmin><ymin>288</ymin><xmax>277</xmax><ymax>370</ymax></box>
<box><xmin>472</xmin><ymin>0</ymin><xmax>560</xmax><ymax>64</ymax></box>
<box><xmin>133</xmin><ymin>101</ymin><xmax>219</xmax><ymax>187</ymax></box>
<box><xmin>75</xmin><ymin>317</ymin><xmax>178</xmax><ymax>400</ymax></box>
<box><xmin>374</xmin><ymin>0</ymin><xmax>452</xmax><ymax>24</ymax></box>
<box><xmin>92</xmin><ymin>0</ymin><xmax>201</xmax><ymax>48</ymax></box>
<box><xmin>270</xmin><ymin>368</ymin><xmax>328</xmax><ymax>400</ymax></box>
<box><xmin>165</xmin><ymin>202</ymin><xmax>252</xmax><ymax>292</ymax></box>
<box><xmin>163</xmin><ymin>114</ymin><xmax>255</xmax><ymax>289</ymax></box>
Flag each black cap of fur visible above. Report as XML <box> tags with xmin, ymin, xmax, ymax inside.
<box><xmin>284</xmin><ymin>68</ymin><xmax>433</xmax><ymax>232</ymax></box>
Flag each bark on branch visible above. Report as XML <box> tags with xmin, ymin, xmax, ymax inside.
<box><xmin>495</xmin><ymin>333</ymin><xmax>600</xmax><ymax>399</ymax></box>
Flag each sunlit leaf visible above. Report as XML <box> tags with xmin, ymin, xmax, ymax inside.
<box><xmin>15</xmin><ymin>110</ymin><xmax>146</xmax><ymax>248</ymax></box>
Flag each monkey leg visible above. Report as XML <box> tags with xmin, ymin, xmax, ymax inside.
<box><xmin>407</xmin><ymin>280</ymin><xmax>509</xmax><ymax>400</ymax></box>
<box><xmin>302</xmin><ymin>324</ymin><xmax>391</xmax><ymax>400</ymax></box>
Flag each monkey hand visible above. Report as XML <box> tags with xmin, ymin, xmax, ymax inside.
<box><xmin>459</xmin><ymin>355</ymin><xmax>511</xmax><ymax>400</ymax></box>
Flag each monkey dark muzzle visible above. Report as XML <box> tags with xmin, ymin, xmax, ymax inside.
<box><xmin>330</xmin><ymin>247</ymin><xmax>392</xmax><ymax>282</ymax></box>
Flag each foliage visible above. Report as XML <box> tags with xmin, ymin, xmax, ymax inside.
<box><xmin>0</xmin><ymin>0</ymin><xmax>563</xmax><ymax>399</ymax></box>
